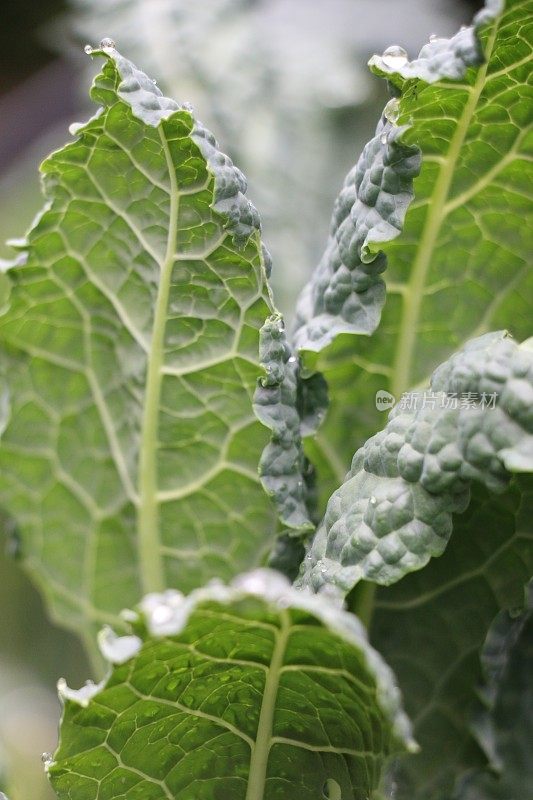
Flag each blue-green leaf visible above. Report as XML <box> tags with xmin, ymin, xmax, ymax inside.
<box><xmin>299</xmin><ymin>0</ymin><xmax>532</xmax><ymax>512</ymax></box>
<box><xmin>298</xmin><ymin>332</ymin><xmax>533</xmax><ymax>596</ymax></box>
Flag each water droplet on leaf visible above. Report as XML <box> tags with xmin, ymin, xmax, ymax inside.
<box><xmin>381</xmin><ymin>45</ymin><xmax>408</xmax><ymax>69</ymax></box>
<box><xmin>100</xmin><ymin>37</ymin><xmax>115</xmax><ymax>49</ymax></box>
<box><xmin>41</xmin><ymin>753</ymin><xmax>53</xmax><ymax>773</ymax></box>
<box><xmin>383</xmin><ymin>98</ymin><xmax>400</xmax><ymax>124</ymax></box>
<box><xmin>84</xmin><ymin>44</ymin><xmax>93</xmax><ymax>54</ymax></box>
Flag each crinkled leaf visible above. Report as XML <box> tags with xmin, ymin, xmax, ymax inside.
<box><xmin>293</xmin><ymin>122</ymin><xmax>420</xmax><ymax>357</ymax></box>
<box><xmin>48</xmin><ymin>570</ymin><xmax>414</xmax><ymax>800</ymax></box>
<box><xmin>298</xmin><ymin>332</ymin><xmax>533</xmax><ymax>595</ymax></box>
<box><xmin>371</xmin><ymin>477</ymin><xmax>533</xmax><ymax>799</ymax></box>
<box><xmin>368</xmin><ymin>1</ymin><xmax>499</xmax><ymax>87</ymax></box>
<box><xmin>300</xmin><ymin>0</ymin><xmax>532</xmax><ymax>510</ymax></box>
<box><xmin>253</xmin><ymin>315</ymin><xmax>315</xmax><ymax>533</ymax></box>
<box><xmin>253</xmin><ymin>316</ymin><xmax>329</xmax><ymax>575</ymax></box>
<box><xmin>0</xmin><ymin>45</ymin><xmax>279</xmax><ymax>641</ymax></box>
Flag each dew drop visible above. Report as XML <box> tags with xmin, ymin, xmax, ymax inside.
<box><xmin>380</xmin><ymin>132</ymin><xmax>388</xmax><ymax>145</ymax></box>
<box><xmin>41</xmin><ymin>752</ymin><xmax>53</xmax><ymax>773</ymax></box>
<box><xmin>383</xmin><ymin>98</ymin><xmax>400</xmax><ymax>124</ymax></box>
<box><xmin>100</xmin><ymin>37</ymin><xmax>116</xmax><ymax>49</ymax></box>
<box><xmin>381</xmin><ymin>45</ymin><xmax>408</xmax><ymax>69</ymax></box>
<box><xmin>429</xmin><ymin>33</ymin><xmax>438</xmax><ymax>43</ymax></box>
<box><xmin>288</xmin><ymin>356</ymin><xmax>297</xmax><ymax>363</ymax></box>
<box><xmin>84</xmin><ymin>44</ymin><xmax>93</xmax><ymax>54</ymax></box>
<box><xmin>68</xmin><ymin>122</ymin><xmax>83</xmax><ymax>136</ymax></box>
<box><xmin>152</xmin><ymin>78</ymin><xmax>158</xmax><ymax>86</ymax></box>
<box><xmin>370</xmin><ymin>495</ymin><xmax>377</xmax><ymax>506</ymax></box>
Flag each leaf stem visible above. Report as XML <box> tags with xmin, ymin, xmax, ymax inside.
<box><xmin>137</xmin><ymin>127</ymin><xmax>179</xmax><ymax>594</ymax></box>
<box><xmin>245</xmin><ymin>611</ymin><xmax>290</xmax><ymax>800</ymax></box>
<box><xmin>391</xmin><ymin>21</ymin><xmax>499</xmax><ymax>397</ymax></box>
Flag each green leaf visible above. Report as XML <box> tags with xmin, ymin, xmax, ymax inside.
<box><xmin>299</xmin><ymin>0</ymin><xmax>532</xmax><ymax>507</ymax></box>
<box><xmin>292</xmin><ymin>121</ymin><xmax>420</xmax><ymax>359</ymax></box>
<box><xmin>253</xmin><ymin>314</ymin><xmax>315</xmax><ymax>534</ymax></box>
<box><xmin>370</xmin><ymin>478</ymin><xmax>533</xmax><ymax>799</ymax></box>
<box><xmin>252</xmin><ymin>316</ymin><xmax>330</xmax><ymax>575</ymax></box>
<box><xmin>0</xmin><ymin>44</ymin><xmax>278</xmax><ymax>642</ymax></box>
<box><xmin>297</xmin><ymin>332</ymin><xmax>533</xmax><ymax>595</ymax></box>
<box><xmin>368</xmin><ymin>1</ymin><xmax>497</xmax><ymax>88</ymax></box>
<box><xmin>48</xmin><ymin>570</ymin><xmax>415</xmax><ymax>800</ymax></box>
<box><xmin>452</xmin><ymin>581</ymin><xmax>533</xmax><ymax>799</ymax></box>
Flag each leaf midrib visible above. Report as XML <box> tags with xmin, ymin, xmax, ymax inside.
<box><xmin>245</xmin><ymin>610</ymin><xmax>290</xmax><ymax>800</ymax></box>
<box><xmin>391</xmin><ymin>18</ymin><xmax>500</xmax><ymax>398</ymax></box>
<box><xmin>137</xmin><ymin>126</ymin><xmax>179</xmax><ymax>593</ymax></box>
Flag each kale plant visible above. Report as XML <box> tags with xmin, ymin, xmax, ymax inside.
<box><xmin>0</xmin><ymin>1</ymin><xmax>531</xmax><ymax>798</ymax></box>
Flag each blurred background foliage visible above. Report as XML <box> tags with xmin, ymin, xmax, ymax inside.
<box><xmin>0</xmin><ymin>0</ymin><xmax>482</xmax><ymax>797</ymax></box>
